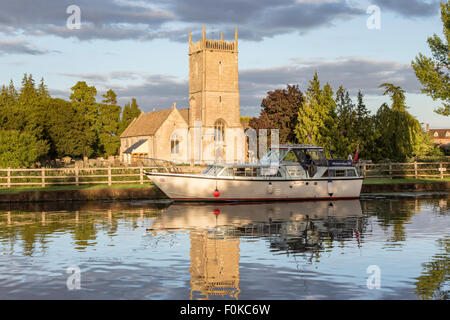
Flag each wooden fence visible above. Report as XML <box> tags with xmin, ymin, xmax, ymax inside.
<box><xmin>0</xmin><ymin>162</ymin><xmax>449</xmax><ymax>188</ymax></box>
<box><xmin>0</xmin><ymin>166</ymin><xmax>158</xmax><ymax>188</ymax></box>
<box><xmin>356</xmin><ymin>162</ymin><xmax>450</xmax><ymax>179</ymax></box>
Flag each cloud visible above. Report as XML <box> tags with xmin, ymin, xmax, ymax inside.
<box><xmin>57</xmin><ymin>71</ymin><xmax>142</xmax><ymax>83</ymax></box>
<box><xmin>373</xmin><ymin>0</ymin><xmax>442</xmax><ymax>17</ymax></box>
<box><xmin>0</xmin><ymin>39</ymin><xmax>50</xmax><ymax>55</ymax></box>
<box><xmin>238</xmin><ymin>57</ymin><xmax>421</xmax><ymax>113</ymax></box>
<box><xmin>55</xmin><ymin>57</ymin><xmax>419</xmax><ymax>116</ymax></box>
<box><xmin>1</xmin><ymin>0</ymin><xmax>366</xmax><ymax>42</ymax></box>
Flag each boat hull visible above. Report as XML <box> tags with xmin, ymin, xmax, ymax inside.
<box><xmin>145</xmin><ymin>173</ymin><xmax>363</xmax><ymax>201</ymax></box>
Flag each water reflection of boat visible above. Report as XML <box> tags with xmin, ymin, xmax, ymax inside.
<box><xmin>146</xmin><ymin>200</ymin><xmax>363</xmax><ymax>300</ymax></box>
<box><xmin>146</xmin><ymin>200</ymin><xmax>362</xmax><ymax>231</ymax></box>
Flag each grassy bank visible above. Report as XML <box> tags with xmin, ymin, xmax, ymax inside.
<box><xmin>0</xmin><ymin>183</ymin><xmax>153</xmax><ymax>194</ymax></box>
<box><xmin>363</xmin><ymin>178</ymin><xmax>450</xmax><ymax>184</ymax></box>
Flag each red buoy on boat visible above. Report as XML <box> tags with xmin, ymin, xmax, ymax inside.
<box><xmin>213</xmin><ymin>188</ymin><xmax>220</xmax><ymax>197</ymax></box>
<box><xmin>213</xmin><ymin>208</ymin><xmax>220</xmax><ymax>216</ymax></box>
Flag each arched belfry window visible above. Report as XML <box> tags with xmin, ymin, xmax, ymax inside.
<box><xmin>214</xmin><ymin>119</ymin><xmax>225</xmax><ymax>142</ymax></box>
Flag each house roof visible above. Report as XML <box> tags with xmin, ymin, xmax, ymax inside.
<box><xmin>428</xmin><ymin>129</ymin><xmax>450</xmax><ymax>139</ymax></box>
<box><xmin>123</xmin><ymin>139</ymin><xmax>148</xmax><ymax>154</ymax></box>
<box><xmin>120</xmin><ymin>108</ymin><xmax>189</xmax><ymax>138</ymax></box>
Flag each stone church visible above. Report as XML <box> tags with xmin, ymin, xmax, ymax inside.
<box><xmin>120</xmin><ymin>26</ymin><xmax>247</xmax><ymax>164</ymax></box>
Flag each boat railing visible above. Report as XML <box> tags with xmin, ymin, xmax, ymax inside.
<box><xmin>133</xmin><ymin>156</ymin><xmax>182</xmax><ymax>173</ymax></box>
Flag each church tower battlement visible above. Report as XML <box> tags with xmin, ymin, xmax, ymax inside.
<box><xmin>188</xmin><ymin>25</ymin><xmax>240</xmax><ymax>129</ymax></box>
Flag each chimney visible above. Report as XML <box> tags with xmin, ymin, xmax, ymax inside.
<box><xmin>426</xmin><ymin>123</ymin><xmax>430</xmax><ymax>134</ymax></box>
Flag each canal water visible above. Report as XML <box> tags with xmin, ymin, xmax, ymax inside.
<box><xmin>0</xmin><ymin>194</ymin><xmax>448</xmax><ymax>300</ymax></box>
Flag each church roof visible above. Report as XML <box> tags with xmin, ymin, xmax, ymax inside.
<box><xmin>120</xmin><ymin>108</ymin><xmax>189</xmax><ymax>138</ymax></box>
<box><xmin>123</xmin><ymin>139</ymin><xmax>147</xmax><ymax>154</ymax></box>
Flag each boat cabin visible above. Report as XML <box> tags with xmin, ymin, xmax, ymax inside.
<box><xmin>202</xmin><ymin>144</ymin><xmax>358</xmax><ymax>179</ymax></box>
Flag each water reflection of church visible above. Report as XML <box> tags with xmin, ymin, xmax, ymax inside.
<box><xmin>148</xmin><ymin>200</ymin><xmax>365</xmax><ymax>300</ymax></box>
<box><xmin>190</xmin><ymin>231</ymin><xmax>240</xmax><ymax>300</ymax></box>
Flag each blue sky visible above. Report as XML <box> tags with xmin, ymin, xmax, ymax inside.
<box><xmin>0</xmin><ymin>0</ymin><xmax>448</xmax><ymax>127</ymax></box>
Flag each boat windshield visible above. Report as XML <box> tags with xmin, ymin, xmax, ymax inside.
<box><xmin>258</xmin><ymin>149</ymin><xmax>288</xmax><ymax>164</ymax></box>
<box><xmin>202</xmin><ymin>165</ymin><xmax>224</xmax><ymax>176</ymax></box>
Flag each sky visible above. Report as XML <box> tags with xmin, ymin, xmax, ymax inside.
<box><xmin>0</xmin><ymin>0</ymin><xmax>449</xmax><ymax>128</ymax></box>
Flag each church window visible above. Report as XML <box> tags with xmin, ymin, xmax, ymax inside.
<box><xmin>214</xmin><ymin>119</ymin><xmax>225</xmax><ymax>142</ymax></box>
<box><xmin>434</xmin><ymin>132</ymin><xmax>439</xmax><ymax>137</ymax></box>
<box><xmin>446</xmin><ymin>131</ymin><xmax>450</xmax><ymax>137</ymax></box>
<box><xmin>171</xmin><ymin>133</ymin><xmax>180</xmax><ymax>155</ymax></box>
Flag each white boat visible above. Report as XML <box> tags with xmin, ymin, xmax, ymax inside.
<box><xmin>144</xmin><ymin>144</ymin><xmax>364</xmax><ymax>201</ymax></box>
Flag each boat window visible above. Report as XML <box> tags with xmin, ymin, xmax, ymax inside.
<box><xmin>233</xmin><ymin>167</ymin><xmax>258</xmax><ymax>177</ymax></box>
<box><xmin>202</xmin><ymin>166</ymin><xmax>223</xmax><ymax>176</ymax></box>
<box><xmin>259</xmin><ymin>149</ymin><xmax>281</xmax><ymax>164</ymax></box>
<box><xmin>259</xmin><ymin>166</ymin><xmax>282</xmax><ymax>177</ymax></box>
<box><xmin>285</xmin><ymin>166</ymin><xmax>306</xmax><ymax>178</ymax></box>
<box><xmin>335</xmin><ymin>170</ymin><xmax>346</xmax><ymax>177</ymax></box>
<box><xmin>220</xmin><ymin>167</ymin><xmax>235</xmax><ymax>177</ymax></box>
<box><xmin>281</xmin><ymin>150</ymin><xmax>299</xmax><ymax>163</ymax></box>
<box><xmin>328</xmin><ymin>169</ymin><xmax>357</xmax><ymax>177</ymax></box>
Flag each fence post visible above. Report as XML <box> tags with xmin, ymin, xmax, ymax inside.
<box><xmin>108</xmin><ymin>165</ymin><xmax>112</xmax><ymax>186</ymax></box>
<box><xmin>6</xmin><ymin>167</ymin><xmax>11</xmax><ymax>188</ymax></box>
<box><xmin>140</xmin><ymin>166</ymin><xmax>143</xmax><ymax>184</ymax></box>
<box><xmin>388</xmin><ymin>162</ymin><xmax>392</xmax><ymax>178</ymax></box>
<box><xmin>41</xmin><ymin>167</ymin><xmax>45</xmax><ymax>187</ymax></box>
<box><xmin>439</xmin><ymin>163</ymin><xmax>444</xmax><ymax>180</ymax></box>
<box><xmin>414</xmin><ymin>161</ymin><xmax>418</xmax><ymax>179</ymax></box>
<box><xmin>7</xmin><ymin>167</ymin><xmax>11</xmax><ymax>188</ymax></box>
<box><xmin>363</xmin><ymin>163</ymin><xmax>366</xmax><ymax>177</ymax></box>
<box><xmin>75</xmin><ymin>167</ymin><xmax>79</xmax><ymax>186</ymax></box>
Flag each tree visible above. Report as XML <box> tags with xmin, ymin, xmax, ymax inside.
<box><xmin>45</xmin><ymin>98</ymin><xmax>96</xmax><ymax>158</ymax></box>
<box><xmin>249</xmin><ymin>84</ymin><xmax>304</xmax><ymax>144</ymax></box>
<box><xmin>372</xmin><ymin>84</ymin><xmax>437</xmax><ymax>161</ymax></box>
<box><xmin>0</xmin><ymin>130</ymin><xmax>48</xmax><ymax>168</ymax></box>
<box><xmin>119</xmin><ymin>98</ymin><xmax>141</xmax><ymax>135</ymax></box>
<box><xmin>333</xmin><ymin>86</ymin><xmax>358</xmax><ymax>158</ymax></box>
<box><xmin>296</xmin><ymin>73</ymin><xmax>336</xmax><ymax>156</ymax></box>
<box><xmin>379</xmin><ymin>83</ymin><xmax>407</xmax><ymax>111</ymax></box>
<box><xmin>412</xmin><ymin>2</ymin><xmax>450</xmax><ymax>116</ymax></box>
<box><xmin>129</xmin><ymin>98</ymin><xmax>141</xmax><ymax>118</ymax></box>
<box><xmin>102</xmin><ymin>89</ymin><xmax>117</xmax><ymax>105</ymax></box>
<box><xmin>355</xmin><ymin>91</ymin><xmax>377</xmax><ymax>160</ymax></box>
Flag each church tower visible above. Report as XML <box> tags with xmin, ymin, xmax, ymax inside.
<box><xmin>188</xmin><ymin>25</ymin><xmax>240</xmax><ymax>129</ymax></box>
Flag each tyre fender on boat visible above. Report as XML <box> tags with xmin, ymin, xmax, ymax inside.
<box><xmin>267</xmin><ymin>182</ymin><xmax>274</xmax><ymax>194</ymax></box>
<box><xmin>327</xmin><ymin>179</ymin><xmax>334</xmax><ymax>197</ymax></box>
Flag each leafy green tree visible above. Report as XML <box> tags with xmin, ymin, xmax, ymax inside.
<box><xmin>372</xmin><ymin>84</ymin><xmax>437</xmax><ymax>161</ymax></box>
<box><xmin>354</xmin><ymin>91</ymin><xmax>377</xmax><ymax>160</ymax></box>
<box><xmin>412</xmin><ymin>2</ymin><xmax>450</xmax><ymax>116</ymax></box>
<box><xmin>45</xmin><ymin>98</ymin><xmax>96</xmax><ymax>158</ymax></box>
<box><xmin>0</xmin><ymin>130</ymin><xmax>48</xmax><ymax>168</ymax></box>
<box><xmin>296</xmin><ymin>73</ymin><xmax>336</xmax><ymax>155</ymax></box>
<box><xmin>119</xmin><ymin>98</ymin><xmax>141</xmax><ymax>135</ymax></box>
<box><xmin>69</xmin><ymin>81</ymin><xmax>100</xmax><ymax>155</ymax></box>
<box><xmin>379</xmin><ymin>83</ymin><xmax>407</xmax><ymax>111</ymax></box>
<box><xmin>249</xmin><ymin>84</ymin><xmax>304</xmax><ymax>143</ymax></box>
<box><xmin>102</xmin><ymin>89</ymin><xmax>117</xmax><ymax>105</ymax></box>
<box><xmin>130</xmin><ymin>98</ymin><xmax>141</xmax><ymax>118</ymax></box>
<box><xmin>98</xmin><ymin>89</ymin><xmax>122</xmax><ymax>156</ymax></box>
<box><xmin>333</xmin><ymin>86</ymin><xmax>358</xmax><ymax>158</ymax></box>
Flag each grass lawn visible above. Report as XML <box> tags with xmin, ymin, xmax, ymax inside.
<box><xmin>363</xmin><ymin>178</ymin><xmax>450</xmax><ymax>184</ymax></box>
<box><xmin>0</xmin><ymin>183</ymin><xmax>154</xmax><ymax>194</ymax></box>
